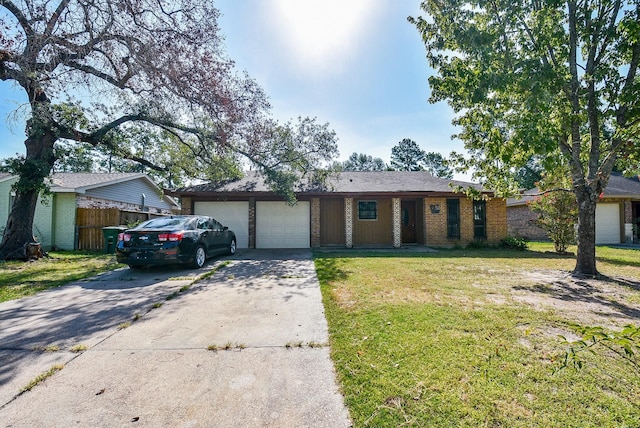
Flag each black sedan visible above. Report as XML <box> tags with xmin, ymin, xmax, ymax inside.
<box><xmin>115</xmin><ymin>215</ymin><xmax>236</xmax><ymax>269</ymax></box>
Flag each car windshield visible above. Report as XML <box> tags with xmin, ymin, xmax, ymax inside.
<box><xmin>135</xmin><ymin>217</ymin><xmax>192</xmax><ymax>230</ymax></box>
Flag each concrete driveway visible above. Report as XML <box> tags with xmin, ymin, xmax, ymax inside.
<box><xmin>0</xmin><ymin>250</ymin><xmax>351</xmax><ymax>427</ymax></box>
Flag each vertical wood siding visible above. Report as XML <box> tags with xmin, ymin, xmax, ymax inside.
<box><xmin>320</xmin><ymin>198</ymin><xmax>345</xmax><ymax>245</ymax></box>
<box><xmin>353</xmin><ymin>198</ymin><xmax>393</xmax><ymax>245</ymax></box>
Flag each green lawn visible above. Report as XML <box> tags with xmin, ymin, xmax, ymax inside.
<box><xmin>315</xmin><ymin>243</ymin><xmax>640</xmax><ymax>427</ymax></box>
<box><xmin>0</xmin><ymin>251</ymin><xmax>122</xmax><ymax>303</ymax></box>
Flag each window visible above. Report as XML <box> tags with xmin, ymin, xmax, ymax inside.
<box><xmin>473</xmin><ymin>200</ymin><xmax>487</xmax><ymax>239</ymax></box>
<box><xmin>358</xmin><ymin>201</ymin><xmax>377</xmax><ymax>220</ymax></box>
<box><xmin>447</xmin><ymin>199</ymin><xmax>460</xmax><ymax>239</ymax></box>
<box><xmin>196</xmin><ymin>217</ymin><xmax>211</xmax><ymax>230</ymax></box>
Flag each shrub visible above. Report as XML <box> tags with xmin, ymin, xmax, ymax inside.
<box><xmin>466</xmin><ymin>240</ymin><xmax>493</xmax><ymax>249</ymax></box>
<box><xmin>529</xmin><ymin>190</ymin><xmax>577</xmax><ymax>253</ymax></box>
<box><xmin>500</xmin><ymin>236</ymin><xmax>528</xmax><ymax>251</ymax></box>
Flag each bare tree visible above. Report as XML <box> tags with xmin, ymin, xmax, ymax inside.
<box><xmin>0</xmin><ymin>1</ymin><xmax>337</xmax><ymax>259</ymax></box>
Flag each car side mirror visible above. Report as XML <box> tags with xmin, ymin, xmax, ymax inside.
<box><xmin>223</xmin><ymin>226</ymin><xmax>229</xmax><ymax>231</ymax></box>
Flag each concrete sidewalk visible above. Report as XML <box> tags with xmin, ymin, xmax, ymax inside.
<box><xmin>0</xmin><ymin>250</ymin><xmax>351</xmax><ymax>427</ymax></box>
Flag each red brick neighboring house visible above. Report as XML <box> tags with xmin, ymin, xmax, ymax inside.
<box><xmin>168</xmin><ymin>171</ymin><xmax>508</xmax><ymax>249</ymax></box>
<box><xmin>507</xmin><ymin>173</ymin><xmax>640</xmax><ymax>244</ymax></box>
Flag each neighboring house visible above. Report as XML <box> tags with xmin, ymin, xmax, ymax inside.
<box><xmin>0</xmin><ymin>173</ymin><xmax>180</xmax><ymax>250</ymax></box>
<box><xmin>168</xmin><ymin>171</ymin><xmax>508</xmax><ymax>249</ymax></box>
<box><xmin>507</xmin><ymin>173</ymin><xmax>640</xmax><ymax>244</ymax></box>
<box><xmin>506</xmin><ymin>188</ymin><xmax>549</xmax><ymax>241</ymax></box>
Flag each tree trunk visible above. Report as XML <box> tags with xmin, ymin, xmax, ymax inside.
<box><xmin>0</xmin><ymin>187</ymin><xmax>41</xmax><ymax>260</ymax></box>
<box><xmin>574</xmin><ymin>186</ymin><xmax>599</xmax><ymax>276</ymax></box>
<box><xmin>0</xmin><ymin>126</ymin><xmax>57</xmax><ymax>260</ymax></box>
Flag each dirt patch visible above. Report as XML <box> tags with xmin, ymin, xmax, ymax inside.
<box><xmin>513</xmin><ymin>270</ymin><xmax>640</xmax><ymax>328</ymax></box>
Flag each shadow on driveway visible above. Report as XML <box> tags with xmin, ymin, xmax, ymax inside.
<box><xmin>0</xmin><ymin>258</ymin><xmax>222</xmax><ymax>405</ymax></box>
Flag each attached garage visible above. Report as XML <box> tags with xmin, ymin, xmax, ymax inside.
<box><xmin>194</xmin><ymin>201</ymin><xmax>250</xmax><ymax>248</ymax></box>
<box><xmin>595</xmin><ymin>203</ymin><xmax>621</xmax><ymax>244</ymax></box>
<box><xmin>256</xmin><ymin>201</ymin><xmax>310</xmax><ymax>248</ymax></box>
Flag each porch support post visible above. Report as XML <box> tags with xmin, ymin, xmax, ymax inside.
<box><xmin>392</xmin><ymin>198</ymin><xmax>401</xmax><ymax>248</ymax></box>
<box><xmin>248</xmin><ymin>197</ymin><xmax>256</xmax><ymax>249</ymax></box>
<box><xmin>624</xmin><ymin>200</ymin><xmax>633</xmax><ymax>243</ymax></box>
<box><xmin>345</xmin><ymin>198</ymin><xmax>353</xmax><ymax>248</ymax></box>
<box><xmin>310</xmin><ymin>197</ymin><xmax>321</xmax><ymax>248</ymax></box>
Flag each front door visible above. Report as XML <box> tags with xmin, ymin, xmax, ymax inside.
<box><xmin>401</xmin><ymin>200</ymin><xmax>417</xmax><ymax>244</ymax></box>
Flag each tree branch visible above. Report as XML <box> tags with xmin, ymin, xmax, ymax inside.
<box><xmin>44</xmin><ymin>0</ymin><xmax>71</xmax><ymax>39</ymax></box>
<box><xmin>1</xmin><ymin>1</ymin><xmax>34</xmax><ymax>38</ymax></box>
<box><xmin>65</xmin><ymin>60</ymin><xmax>130</xmax><ymax>88</ymax></box>
<box><xmin>594</xmin><ymin>0</ymin><xmax>621</xmax><ymax>67</ymax></box>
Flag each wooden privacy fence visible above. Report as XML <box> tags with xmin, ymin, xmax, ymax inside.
<box><xmin>76</xmin><ymin>208</ymin><xmax>165</xmax><ymax>251</ymax></box>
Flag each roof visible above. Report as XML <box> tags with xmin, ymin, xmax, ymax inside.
<box><xmin>507</xmin><ymin>173</ymin><xmax>640</xmax><ymax>206</ymax></box>
<box><xmin>602</xmin><ymin>173</ymin><xmax>640</xmax><ymax>197</ymax></box>
<box><xmin>2</xmin><ymin>172</ymin><xmax>180</xmax><ymax>209</ymax></box>
<box><xmin>170</xmin><ymin>170</ymin><xmax>486</xmax><ymax>196</ymax></box>
<box><xmin>506</xmin><ymin>188</ymin><xmax>539</xmax><ymax>207</ymax></box>
<box><xmin>47</xmin><ymin>173</ymin><xmax>150</xmax><ymax>192</ymax></box>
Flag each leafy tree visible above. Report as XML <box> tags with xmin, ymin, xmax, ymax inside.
<box><xmin>0</xmin><ymin>1</ymin><xmax>337</xmax><ymax>260</ymax></box>
<box><xmin>52</xmin><ymin>141</ymin><xmax>95</xmax><ymax>173</ymax></box>
<box><xmin>514</xmin><ymin>157</ymin><xmax>544</xmax><ymax>190</ymax></box>
<box><xmin>423</xmin><ymin>151</ymin><xmax>454</xmax><ymax>178</ymax></box>
<box><xmin>390</xmin><ymin>138</ymin><xmax>426</xmax><ymax>171</ymax></box>
<box><xmin>411</xmin><ymin>1</ymin><xmax>640</xmax><ymax>275</ymax></box>
<box><xmin>557</xmin><ymin>323</ymin><xmax>640</xmax><ymax>407</ymax></box>
<box><xmin>342</xmin><ymin>152</ymin><xmax>387</xmax><ymax>171</ymax></box>
<box><xmin>240</xmin><ymin>116</ymin><xmax>339</xmax><ymax>202</ymax></box>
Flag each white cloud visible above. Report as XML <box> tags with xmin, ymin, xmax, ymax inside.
<box><xmin>267</xmin><ymin>0</ymin><xmax>385</xmax><ymax>77</ymax></box>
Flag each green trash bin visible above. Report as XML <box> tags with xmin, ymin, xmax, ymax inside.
<box><xmin>102</xmin><ymin>226</ymin><xmax>127</xmax><ymax>254</ymax></box>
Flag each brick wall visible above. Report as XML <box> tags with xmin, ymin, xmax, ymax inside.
<box><xmin>460</xmin><ymin>198</ymin><xmax>474</xmax><ymax>242</ymax></box>
<box><xmin>77</xmin><ymin>195</ymin><xmax>173</xmax><ymax>214</ymax></box>
<box><xmin>424</xmin><ymin>197</ymin><xmax>449</xmax><ymax>246</ymax></box>
<box><xmin>425</xmin><ymin>196</ymin><xmax>508</xmax><ymax>247</ymax></box>
<box><xmin>507</xmin><ymin>205</ymin><xmax>548</xmax><ymax>240</ymax></box>
<box><xmin>487</xmin><ymin>198</ymin><xmax>508</xmax><ymax>242</ymax></box>
<box><xmin>180</xmin><ymin>197</ymin><xmax>192</xmax><ymax>215</ymax></box>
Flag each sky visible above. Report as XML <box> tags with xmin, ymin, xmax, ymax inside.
<box><xmin>0</xmin><ymin>0</ymin><xmax>468</xmax><ymax>177</ymax></box>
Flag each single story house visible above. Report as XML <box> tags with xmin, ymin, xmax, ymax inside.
<box><xmin>507</xmin><ymin>173</ymin><xmax>640</xmax><ymax>244</ymax></box>
<box><xmin>168</xmin><ymin>171</ymin><xmax>508</xmax><ymax>249</ymax></box>
<box><xmin>0</xmin><ymin>172</ymin><xmax>180</xmax><ymax>250</ymax></box>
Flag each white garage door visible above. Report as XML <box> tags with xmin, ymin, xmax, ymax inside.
<box><xmin>595</xmin><ymin>203</ymin><xmax>621</xmax><ymax>244</ymax></box>
<box><xmin>256</xmin><ymin>201</ymin><xmax>310</xmax><ymax>248</ymax></box>
<box><xmin>194</xmin><ymin>201</ymin><xmax>249</xmax><ymax>248</ymax></box>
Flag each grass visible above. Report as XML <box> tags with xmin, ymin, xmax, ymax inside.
<box><xmin>69</xmin><ymin>344</ymin><xmax>88</xmax><ymax>353</ymax></box>
<box><xmin>0</xmin><ymin>251</ymin><xmax>122</xmax><ymax>303</ymax></box>
<box><xmin>117</xmin><ymin>321</ymin><xmax>131</xmax><ymax>330</ymax></box>
<box><xmin>208</xmin><ymin>342</ymin><xmax>246</xmax><ymax>351</ymax></box>
<box><xmin>314</xmin><ymin>243</ymin><xmax>640</xmax><ymax>427</ymax></box>
<box><xmin>21</xmin><ymin>364</ymin><xmax>64</xmax><ymax>393</ymax></box>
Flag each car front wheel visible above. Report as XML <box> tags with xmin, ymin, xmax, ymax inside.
<box><xmin>228</xmin><ymin>238</ymin><xmax>236</xmax><ymax>255</ymax></box>
<box><xmin>192</xmin><ymin>245</ymin><xmax>206</xmax><ymax>269</ymax></box>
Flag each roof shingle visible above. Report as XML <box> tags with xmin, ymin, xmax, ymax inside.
<box><xmin>172</xmin><ymin>170</ymin><xmax>485</xmax><ymax>195</ymax></box>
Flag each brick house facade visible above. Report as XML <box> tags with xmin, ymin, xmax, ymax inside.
<box><xmin>506</xmin><ymin>173</ymin><xmax>640</xmax><ymax>244</ymax></box>
<box><xmin>169</xmin><ymin>171</ymin><xmax>508</xmax><ymax>249</ymax></box>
